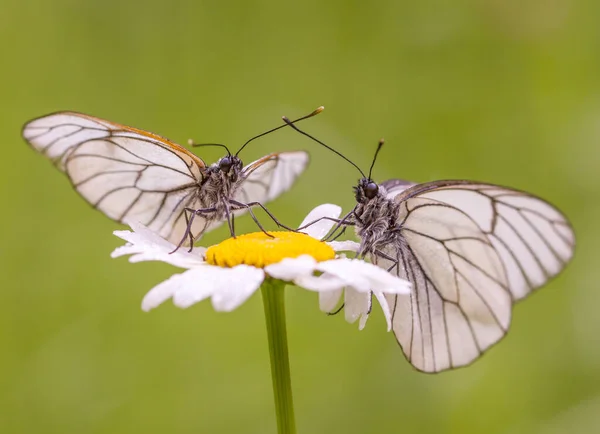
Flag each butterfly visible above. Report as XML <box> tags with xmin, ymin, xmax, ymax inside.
<box><xmin>284</xmin><ymin>120</ymin><xmax>575</xmax><ymax>373</ymax></box>
<box><xmin>22</xmin><ymin>109</ymin><xmax>322</xmax><ymax>247</ymax></box>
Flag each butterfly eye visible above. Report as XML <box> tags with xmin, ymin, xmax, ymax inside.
<box><xmin>364</xmin><ymin>182</ymin><xmax>379</xmax><ymax>199</ymax></box>
<box><xmin>219</xmin><ymin>156</ymin><xmax>232</xmax><ymax>172</ymax></box>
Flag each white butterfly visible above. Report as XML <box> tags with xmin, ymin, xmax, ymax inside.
<box><xmin>285</xmin><ymin>121</ymin><xmax>575</xmax><ymax>373</ymax></box>
<box><xmin>22</xmin><ymin>111</ymin><xmax>315</xmax><ymax>246</ymax></box>
<box><xmin>354</xmin><ymin>176</ymin><xmax>575</xmax><ymax>372</ymax></box>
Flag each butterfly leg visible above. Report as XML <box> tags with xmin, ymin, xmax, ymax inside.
<box><xmin>327</xmin><ymin>302</ymin><xmax>345</xmax><ymax>316</ymax></box>
<box><xmin>325</xmin><ymin>225</ymin><xmax>357</xmax><ymax>242</ymax></box>
<box><xmin>230</xmin><ymin>200</ymin><xmax>297</xmax><ymax>232</ymax></box>
<box><xmin>184</xmin><ymin>209</ymin><xmax>194</xmax><ymax>249</ymax></box>
<box><xmin>326</xmin><ymin>226</ymin><xmax>347</xmax><ymax>241</ymax></box>
<box><xmin>374</xmin><ymin>249</ymin><xmax>400</xmax><ymax>273</ymax></box>
<box><xmin>324</xmin><ymin>284</ymin><xmax>371</xmax><ymax>317</ymax></box>
<box><xmin>366</xmin><ymin>292</ymin><xmax>373</xmax><ymax>315</ymax></box>
<box><xmin>327</xmin><ymin>208</ymin><xmax>357</xmax><ymax>240</ymax></box>
<box><xmin>304</xmin><ymin>211</ymin><xmax>357</xmax><ymax>241</ymax></box>
<box><xmin>296</xmin><ymin>216</ymin><xmax>345</xmax><ymax>240</ymax></box>
<box><xmin>297</xmin><ymin>208</ymin><xmax>357</xmax><ymax>241</ymax></box>
<box><xmin>170</xmin><ymin>206</ymin><xmax>217</xmax><ymax>254</ymax></box>
<box><xmin>296</xmin><ymin>216</ymin><xmax>343</xmax><ymax>231</ymax></box>
<box><xmin>223</xmin><ymin>203</ymin><xmax>236</xmax><ymax>238</ymax></box>
<box><xmin>227</xmin><ymin>200</ymin><xmax>275</xmax><ymax>238</ymax></box>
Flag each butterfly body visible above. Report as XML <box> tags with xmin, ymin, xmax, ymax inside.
<box><xmin>353</xmin><ymin>180</ymin><xmax>403</xmax><ymax>256</ymax></box>
<box><xmin>197</xmin><ymin>156</ymin><xmax>244</xmax><ymax>214</ymax></box>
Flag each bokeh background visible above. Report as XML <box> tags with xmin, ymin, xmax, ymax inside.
<box><xmin>1</xmin><ymin>1</ymin><xmax>599</xmax><ymax>433</ymax></box>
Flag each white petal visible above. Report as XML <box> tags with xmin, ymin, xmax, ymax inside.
<box><xmin>319</xmin><ymin>288</ymin><xmax>343</xmax><ymax>313</ymax></box>
<box><xmin>344</xmin><ymin>288</ymin><xmax>371</xmax><ymax>329</ymax></box>
<box><xmin>328</xmin><ymin>240</ymin><xmax>360</xmax><ymax>252</ymax></box>
<box><xmin>316</xmin><ymin>260</ymin><xmax>371</xmax><ymax>292</ymax></box>
<box><xmin>172</xmin><ymin>269</ymin><xmax>223</xmax><ymax>308</ymax></box>
<box><xmin>141</xmin><ymin>266</ymin><xmax>214</xmax><ymax>311</ymax></box>
<box><xmin>294</xmin><ymin>273</ymin><xmax>347</xmax><ymax>292</ymax></box>
<box><xmin>298</xmin><ymin>204</ymin><xmax>342</xmax><ymax>240</ymax></box>
<box><xmin>210</xmin><ymin>265</ymin><xmax>264</xmax><ymax>312</ymax></box>
<box><xmin>372</xmin><ymin>291</ymin><xmax>392</xmax><ymax>331</ymax></box>
<box><xmin>317</xmin><ymin>259</ymin><xmax>411</xmax><ymax>294</ymax></box>
<box><xmin>114</xmin><ymin>220</ymin><xmax>168</xmax><ymax>245</ymax></box>
<box><xmin>111</xmin><ymin>222</ymin><xmax>205</xmax><ymax>269</ymax></box>
<box><xmin>265</xmin><ymin>255</ymin><xmax>317</xmax><ymax>281</ymax></box>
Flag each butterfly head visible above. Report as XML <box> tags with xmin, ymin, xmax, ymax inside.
<box><xmin>353</xmin><ymin>137</ymin><xmax>386</xmax><ymax>204</ymax></box>
<box><xmin>354</xmin><ymin>178</ymin><xmax>380</xmax><ymax>203</ymax></box>
<box><xmin>217</xmin><ymin>155</ymin><xmax>243</xmax><ymax>180</ymax></box>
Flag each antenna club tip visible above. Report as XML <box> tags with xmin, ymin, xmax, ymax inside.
<box><xmin>378</xmin><ymin>138</ymin><xmax>385</xmax><ymax>145</ymax></box>
<box><xmin>313</xmin><ymin>106</ymin><xmax>325</xmax><ymax>114</ymax></box>
<box><xmin>187</xmin><ymin>138</ymin><xmax>194</xmax><ymax>146</ymax></box>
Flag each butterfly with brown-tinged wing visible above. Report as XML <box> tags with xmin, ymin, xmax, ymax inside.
<box><xmin>283</xmin><ymin>118</ymin><xmax>575</xmax><ymax>373</ymax></box>
<box><xmin>22</xmin><ymin>107</ymin><xmax>323</xmax><ymax>249</ymax></box>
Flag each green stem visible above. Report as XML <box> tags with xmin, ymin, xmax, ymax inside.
<box><xmin>261</xmin><ymin>279</ymin><xmax>297</xmax><ymax>434</ymax></box>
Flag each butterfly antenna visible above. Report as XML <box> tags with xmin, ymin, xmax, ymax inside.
<box><xmin>281</xmin><ymin>116</ymin><xmax>366</xmax><ymax>177</ymax></box>
<box><xmin>367</xmin><ymin>139</ymin><xmax>384</xmax><ymax>181</ymax></box>
<box><xmin>235</xmin><ymin>106</ymin><xmax>324</xmax><ymax>157</ymax></box>
<box><xmin>188</xmin><ymin>141</ymin><xmax>232</xmax><ymax>156</ymax></box>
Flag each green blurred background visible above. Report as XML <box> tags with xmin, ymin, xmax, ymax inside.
<box><xmin>1</xmin><ymin>0</ymin><xmax>599</xmax><ymax>433</ymax></box>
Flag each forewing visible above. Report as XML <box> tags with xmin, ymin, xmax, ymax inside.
<box><xmin>23</xmin><ymin>111</ymin><xmax>213</xmax><ymax>244</ymax></box>
<box><xmin>397</xmin><ymin>181</ymin><xmax>575</xmax><ymax>299</ymax></box>
<box><xmin>380</xmin><ymin>178</ymin><xmax>416</xmax><ymax>199</ymax></box>
<box><xmin>379</xmin><ymin>181</ymin><xmax>574</xmax><ymax>372</ymax></box>
<box><xmin>22</xmin><ymin>111</ymin><xmax>205</xmax><ymax>171</ymax></box>
<box><xmin>234</xmin><ymin>151</ymin><xmax>309</xmax><ymax>205</ymax></box>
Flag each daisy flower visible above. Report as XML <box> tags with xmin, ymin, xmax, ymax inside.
<box><xmin>111</xmin><ymin>203</ymin><xmax>410</xmax><ymax>434</ymax></box>
<box><xmin>110</xmin><ymin>204</ymin><xmax>410</xmax><ymax>330</ymax></box>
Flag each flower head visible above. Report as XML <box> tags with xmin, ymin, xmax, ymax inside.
<box><xmin>111</xmin><ymin>204</ymin><xmax>410</xmax><ymax>330</ymax></box>
<box><xmin>205</xmin><ymin>231</ymin><xmax>335</xmax><ymax>267</ymax></box>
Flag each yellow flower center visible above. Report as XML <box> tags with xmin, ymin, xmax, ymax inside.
<box><xmin>205</xmin><ymin>231</ymin><xmax>335</xmax><ymax>268</ymax></box>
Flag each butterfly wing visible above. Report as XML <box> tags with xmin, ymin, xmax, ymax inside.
<box><xmin>374</xmin><ymin>180</ymin><xmax>575</xmax><ymax>372</ymax></box>
<box><xmin>22</xmin><ymin>111</ymin><xmax>214</xmax><ymax>244</ymax></box>
<box><xmin>380</xmin><ymin>179</ymin><xmax>416</xmax><ymax>199</ymax></box>
<box><xmin>233</xmin><ymin>151</ymin><xmax>309</xmax><ymax>207</ymax></box>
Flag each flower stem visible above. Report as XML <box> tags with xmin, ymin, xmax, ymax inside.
<box><xmin>261</xmin><ymin>279</ymin><xmax>297</xmax><ymax>434</ymax></box>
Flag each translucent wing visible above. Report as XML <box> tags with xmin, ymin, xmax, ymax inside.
<box><xmin>22</xmin><ymin>111</ymin><xmax>214</xmax><ymax>244</ymax></box>
<box><xmin>380</xmin><ymin>178</ymin><xmax>415</xmax><ymax>199</ymax></box>
<box><xmin>376</xmin><ymin>180</ymin><xmax>575</xmax><ymax>372</ymax></box>
<box><xmin>234</xmin><ymin>151</ymin><xmax>309</xmax><ymax>205</ymax></box>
